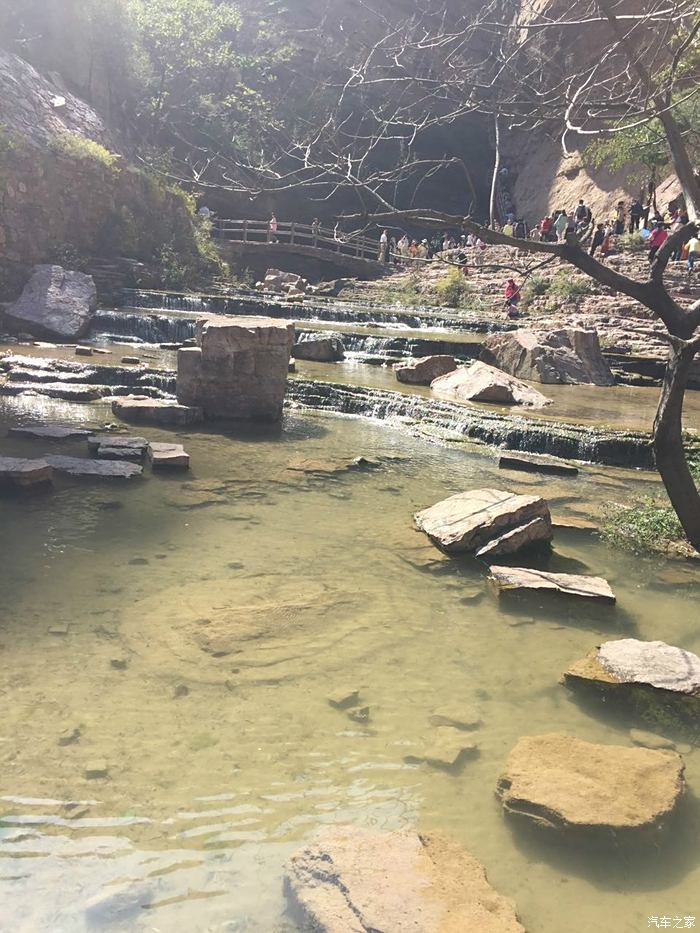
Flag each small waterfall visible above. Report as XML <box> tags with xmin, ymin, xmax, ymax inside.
<box><xmin>295</xmin><ymin>329</ymin><xmax>482</xmax><ymax>364</ymax></box>
<box><xmin>91</xmin><ymin>310</ymin><xmax>197</xmax><ymax>344</ymax></box>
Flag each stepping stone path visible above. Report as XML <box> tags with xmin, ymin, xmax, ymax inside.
<box><xmin>147</xmin><ymin>442</ymin><xmax>190</xmax><ymax>469</ymax></box>
<box><xmin>0</xmin><ymin>456</ymin><xmax>53</xmax><ymax>491</ymax></box>
<box><xmin>45</xmin><ymin>455</ymin><xmax>142</xmax><ymax>478</ymax></box>
<box><xmin>414</xmin><ymin>488</ymin><xmax>552</xmax><ymax>555</ymax></box>
<box><xmin>499</xmin><ymin>451</ymin><xmax>580</xmax><ymax>477</ymax></box>
<box><xmin>8</xmin><ymin>425</ymin><xmax>91</xmax><ymax>440</ymax></box>
<box><xmin>497</xmin><ymin>733</ymin><xmax>684</xmax><ymax>834</ymax></box>
<box><xmin>112</xmin><ymin>396</ymin><xmax>203</xmax><ymax>426</ymax></box>
<box><xmin>285</xmin><ymin>826</ymin><xmax>525</xmax><ymax>933</ymax></box>
<box><xmin>565</xmin><ymin>638</ymin><xmax>700</xmax><ymax>708</ymax></box>
<box><xmin>88</xmin><ymin>435</ymin><xmax>149</xmax><ymax>461</ymax></box>
<box><xmin>489</xmin><ymin>565</ymin><xmax>616</xmax><ymax>602</ymax></box>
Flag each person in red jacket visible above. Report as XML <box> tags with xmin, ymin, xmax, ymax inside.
<box><xmin>647</xmin><ymin>222</ymin><xmax>668</xmax><ymax>264</ymax></box>
<box><xmin>504</xmin><ymin>278</ymin><xmax>521</xmax><ymax>317</ymax></box>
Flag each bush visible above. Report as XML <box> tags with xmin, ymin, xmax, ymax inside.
<box><xmin>545</xmin><ymin>270</ymin><xmax>592</xmax><ymax>307</ymax></box>
<box><xmin>521</xmin><ymin>273</ymin><xmax>550</xmax><ymax>308</ymax></box>
<box><xmin>601</xmin><ymin>498</ymin><xmax>684</xmax><ymax>555</ymax></box>
<box><xmin>49</xmin><ymin>131</ymin><xmax>119</xmax><ymax>171</ymax></box>
<box><xmin>434</xmin><ymin>266</ymin><xmax>472</xmax><ymax>308</ymax></box>
<box><xmin>620</xmin><ymin>231</ymin><xmax>647</xmax><ymax>252</ymax></box>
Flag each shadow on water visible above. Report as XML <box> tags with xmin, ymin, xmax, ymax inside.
<box><xmin>501</xmin><ymin>789</ymin><xmax>700</xmax><ymax>893</ymax></box>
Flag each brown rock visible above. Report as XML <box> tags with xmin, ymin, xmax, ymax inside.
<box><xmin>414</xmin><ymin>488</ymin><xmax>552</xmax><ymax>554</ymax></box>
<box><xmin>394</xmin><ymin>354</ymin><xmax>456</xmax><ymax>385</ymax></box>
<box><xmin>431</xmin><ymin>361</ymin><xmax>552</xmax><ymax>407</ymax></box>
<box><xmin>481</xmin><ymin>328</ymin><xmax>616</xmax><ymax>386</ymax></box>
<box><xmin>293</xmin><ymin>335</ymin><xmax>345</xmax><ymax>362</ymax></box>
<box><xmin>475</xmin><ymin>517</ymin><xmax>552</xmax><ymax>558</ymax></box>
<box><xmin>497</xmin><ymin>733</ymin><xmax>684</xmax><ymax>834</ymax></box>
<box><xmin>489</xmin><ymin>565</ymin><xmax>615</xmax><ymax>602</ymax></box>
<box><xmin>285</xmin><ymin>826</ymin><xmax>525</xmax><ymax>933</ymax></box>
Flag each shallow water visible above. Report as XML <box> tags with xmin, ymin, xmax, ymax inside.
<box><xmin>1</xmin><ymin>390</ymin><xmax>700</xmax><ymax>933</ymax></box>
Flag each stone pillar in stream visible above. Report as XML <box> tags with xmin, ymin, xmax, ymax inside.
<box><xmin>177</xmin><ymin>315</ymin><xmax>295</xmax><ymax>421</ymax></box>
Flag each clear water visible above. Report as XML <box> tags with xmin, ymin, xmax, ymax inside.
<box><xmin>1</xmin><ymin>385</ymin><xmax>700</xmax><ymax>932</ymax></box>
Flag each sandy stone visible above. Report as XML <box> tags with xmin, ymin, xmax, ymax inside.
<box><xmin>629</xmin><ymin>729</ymin><xmax>676</xmax><ymax>751</ymax></box>
<box><xmin>0</xmin><ymin>456</ymin><xmax>53</xmax><ymax>490</ymax></box>
<box><xmin>489</xmin><ymin>565</ymin><xmax>615</xmax><ymax>602</ymax></box>
<box><xmin>431</xmin><ymin>360</ymin><xmax>552</xmax><ymax>408</ymax></box>
<box><xmin>58</xmin><ymin>726</ymin><xmax>81</xmax><ymax>746</ymax></box>
<box><xmin>84</xmin><ymin>760</ymin><xmax>109</xmax><ymax>780</ymax></box>
<box><xmin>481</xmin><ymin>327</ymin><xmax>616</xmax><ymax>386</ymax></box>
<box><xmin>475</xmin><ymin>517</ymin><xmax>552</xmax><ymax>558</ymax></box>
<box><xmin>415</xmin><ymin>488</ymin><xmax>552</xmax><ymax>554</ymax></box>
<box><xmin>429</xmin><ymin>704</ymin><xmax>482</xmax><ymax>731</ymax></box>
<box><xmin>406</xmin><ymin>729</ymin><xmax>479</xmax><ymax>770</ymax></box>
<box><xmin>497</xmin><ymin>733</ymin><xmax>684</xmax><ymax>833</ymax></box>
<box><xmin>75</xmin><ymin>346</ymin><xmax>93</xmax><ymax>356</ymax></box>
<box><xmin>285</xmin><ymin>826</ymin><xmax>524</xmax><ymax>933</ymax></box>
<box><xmin>326</xmin><ymin>688</ymin><xmax>361</xmax><ymax>709</ymax></box>
<box><xmin>394</xmin><ymin>354</ymin><xmax>456</xmax><ymax>385</ymax></box>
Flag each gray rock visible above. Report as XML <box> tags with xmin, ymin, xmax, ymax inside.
<box><xmin>0</xmin><ymin>456</ymin><xmax>53</xmax><ymax>491</ymax></box>
<box><xmin>431</xmin><ymin>361</ymin><xmax>552</xmax><ymax>407</ymax></box>
<box><xmin>44</xmin><ymin>455</ymin><xmax>142</xmax><ymax>479</ymax></box>
<box><xmin>481</xmin><ymin>327</ymin><xmax>616</xmax><ymax>386</ymax></box>
<box><xmin>147</xmin><ymin>442</ymin><xmax>190</xmax><ymax>469</ymax></box>
<box><xmin>8</xmin><ymin>425</ymin><xmax>91</xmax><ymax>440</ymax></box>
<box><xmin>499</xmin><ymin>452</ymin><xmax>579</xmax><ymax>477</ymax></box>
<box><xmin>293</xmin><ymin>334</ymin><xmax>345</xmax><ymax>362</ymax></box>
<box><xmin>598</xmin><ymin>638</ymin><xmax>700</xmax><ymax>693</ymax></box>
<box><xmin>5</xmin><ymin>265</ymin><xmax>97</xmax><ymax>340</ymax></box>
<box><xmin>112</xmin><ymin>396</ymin><xmax>203</xmax><ymax>426</ymax></box>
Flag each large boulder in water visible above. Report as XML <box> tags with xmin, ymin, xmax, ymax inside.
<box><xmin>285</xmin><ymin>825</ymin><xmax>525</xmax><ymax>933</ymax></box>
<box><xmin>414</xmin><ymin>488</ymin><xmax>552</xmax><ymax>555</ymax></box>
<box><xmin>431</xmin><ymin>360</ymin><xmax>551</xmax><ymax>407</ymax></box>
<box><xmin>497</xmin><ymin>733</ymin><xmax>684</xmax><ymax>835</ymax></box>
<box><xmin>293</xmin><ymin>334</ymin><xmax>345</xmax><ymax>362</ymax></box>
<box><xmin>394</xmin><ymin>354</ymin><xmax>456</xmax><ymax>385</ymax></box>
<box><xmin>480</xmin><ymin>327</ymin><xmax>615</xmax><ymax>385</ymax></box>
<box><xmin>5</xmin><ymin>265</ymin><xmax>97</xmax><ymax>340</ymax></box>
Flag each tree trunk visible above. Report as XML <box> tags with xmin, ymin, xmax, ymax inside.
<box><xmin>655</xmin><ymin>96</ymin><xmax>700</xmax><ymax>222</ymax></box>
<box><xmin>489</xmin><ymin>114</ymin><xmax>500</xmax><ymax>228</ymax></box>
<box><xmin>653</xmin><ymin>338</ymin><xmax>700</xmax><ymax>550</ymax></box>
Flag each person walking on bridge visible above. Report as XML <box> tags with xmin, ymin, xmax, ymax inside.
<box><xmin>267</xmin><ymin>214</ymin><xmax>278</xmax><ymax>243</ymax></box>
<box><xmin>379</xmin><ymin>229</ymin><xmax>389</xmax><ymax>263</ymax></box>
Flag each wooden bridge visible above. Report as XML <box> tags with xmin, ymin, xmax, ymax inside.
<box><xmin>212</xmin><ymin>218</ymin><xmax>387</xmax><ymax>279</ymax></box>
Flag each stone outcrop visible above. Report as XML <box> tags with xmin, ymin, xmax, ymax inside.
<box><xmin>177</xmin><ymin>315</ymin><xmax>294</xmax><ymax>420</ymax></box>
<box><xmin>261</xmin><ymin>268</ymin><xmax>309</xmax><ymax>295</ymax></box>
<box><xmin>414</xmin><ymin>488</ymin><xmax>552</xmax><ymax>555</ymax></box>
<box><xmin>431</xmin><ymin>361</ymin><xmax>552</xmax><ymax>407</ymax></box>
<box><xmin>112</xmin><ymin>396</ymin><xmax>204</xmax><ymax>426</ymax></box>
<box><xmin>293</xmin><ymin>334</ymin><xmax>345</xmax><ymax>362</ymax></box>
<box><xmin>564</xmin><ymin>639</ymin><xmax>700</xmax><ymax>712</ymax></box>
<box><xmin>489</xmin><ymin>566</ymin><xmax>616</xmax><ymax>602</ymax></box>
<box><xmin>480</xmin><ymin>328</ymin><xmax>616</xmax><ymax>386</ymax></box>
<box><xmin>285</xmin><ymin>826</ymin><xmax>525</xmax><ymax>933</ymax></box>
<box><xmin>475</xmin><ymin>517</ymin><xmax>553</xmax><ymax>558</ymax></box>
<box><xmin>497</xmin><ymin>734</ymin><xmax>685</xmax><ymax>835</ymax></box>
<box><xmin>5</xmin><ymin>265</ymin><xmax>97</xmax><ymax>340</ymax></box>
<box><xmin>0</xmin><ymin>456</ymin><xmax>53</xmax><ymax>491</ymax></box>
<box><xmin>394</xmin><ymin>354</ymin><xmax>456</xmax><ymax>385</ymax></box>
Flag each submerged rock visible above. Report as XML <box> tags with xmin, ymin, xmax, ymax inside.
<box><xmin>405</xmin><ymin>729</ymin><xmax>479</xmax><ymax>771</ymax></box>
<box><xmin>5</xmin><ymin>265</ymin><xmax>97</xmax><ymax>340</ymax></box>
<box><xmin>499</xmin><ymin>452</ymin><xmax>579</xmax><ymax>477</ymax></box>
<box><xmin>293</xmin><ymin>334</ymin><xmax>345</xmax><ymax>362</ymax></box>
<box><xmin>414</xmin><ymin>488</ymin><xmax>552</xmax><ymax>555</ymax></box>
<box><xmin>0</xmin><ymin>456</ymin><xmax>53</xmax><ymax>491</ymax></box>
<box><xmin>481</xmin><ymin>327</ymin><xmax>615</xmax><ymax>386</ymax></box>
<box><xmin>44</xmin><ymin>455</ymin><xmax>142</xmax><ymax>478</ymax></box>
<box><xmin>285</xmin><ymin>826</ymin><xmax>525</xmax><ymax>933</ymax></box>
<box><xmin>431</xmin><ymin>360</ymin><xmax>551</xmax><ymax>408</ymax></box>
<box><xmin>497</xmin><ymin>733</ymin><xmax>684</xmax><ymax>835</ymax></box>
<box><xmin>394</xmin><ymin>354</ymin><xmax>456</xmax><ymax>385</ymax></box>
<box><xmin>8</xmin><ymin>425</ymin><xmax>91</xmax><ymax>441</ymax></box>
<box><xmin>112</xmin><ymin>396</ymin><xmax>204</xmax><ymax>426</ymax></box>
<box><xmin>489</xmin><ymin>566</ymin><xmax>616</xmax><ymax>602</ymax></box>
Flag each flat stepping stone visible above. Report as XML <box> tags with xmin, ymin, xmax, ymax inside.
<box><xmin>285</xmin><ymin>826</ymin><xmax>525</xmax><ymax>933</ymax></box>
<box><xmin>112</xmin><ymin>396</ymin><xmax>203</xmax><ymax>426</ymax></box>
<box><xmin>489</xmin><ymin>565</ymin><xmax>615</xmax><ymax>602</ymax></box>
<box><xmin>87</xmin><ymin>435</ymin><xmax>149</xmax><ymax>453</ymax></box>
<box><xmin>497</xmin><ymin>733</ymin><xmax>684</xmax><ymax>834</ymax></box>
<box><xmin>75</xmin><ymin>346</ymin><xmax>94</xmax><ymax>356</ymax></box>
<box><xmin>9</xmin><ymin>425</ymin><xmax>91</xmax><ymax>440</ymax></box>
<box><xmin>414</xmin><ymin>488</ymin><xmax>552</xmax><ymax>554</ymax></box>
<box><xmin>45</xmin><ymin>455</ymin><xmax>142</xmax><ymax>479</ymax></box>
<box><xmin>0</xmin><ymin>456</ymin><xmax>53</xmax><ymax>490</ymax></box>
<box><xmin>475</xmin><ymin>517</ymin><xmax>551</xmax><ymax>558</ymax></box>
<box><xmin>147</xmin><ymin>442</ymin><xmax>190</xmax><ymax>469</ymax></box>
<box><xmin>326</xmin><ymin>688</ymin><xmax>361</xmax><ymax>709</ymax></box>
<box><xmin>405</xmin><ymin>729</ymin><xmax>479</xmax><ymax>770</ymax></box>
<box><xmin>499</xmin><ymin>452</ymin><xmax>579</xmax><ymax>477</ymax></box>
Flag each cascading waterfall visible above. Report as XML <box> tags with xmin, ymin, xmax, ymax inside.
<box><xmin>91</xmin><ymin>310</ymin><xmax>197</xmax><ymax>344</ymax></box>
<box><xmin>295</xmin><ymin>329</ymin><xmax>482</xmax><ymax>364</ymax></box>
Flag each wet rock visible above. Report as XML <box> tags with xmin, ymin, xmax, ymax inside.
<box><xmin>630</xmin><ymin>729</ymin><xmax>676</xmax><ymax>751</ymax></box>
<box><xmin>285</xmin><ymin>826</ymin><xmax>524</xmax><ymax>933</ymax></box>
<box><xmin>499</xmin><ymin>452</ymin><xmax>579</xmax><ymax>477</ymax></box>
<box><xmin>326</xmin><ymin>688</ymin><xmax>360</xmax><ymax>709</ymax></box>
<box><xmin>0</xmin><ymin>382</ymin><xmax>105</xmax><ymax>401</ymax></box>
<box><xmin>394</xmin><ymin>354</ymin><xmax>457</xmax><ymax>385</ymax></box>
<box><xmin>44</xmin><ymin>455</ymin><xmax>142</xmax><ymax>479</ymax></box>
<box><xmin>431</xmin><ymin>361</ymin><xmax>552</xmax><ymax>408</ymax></box>
<box><xmin>84</xmin><ymin>759</ymin><xmax>109</xmax><ymax>779</ymax></box>
<box><xmin>0</xmin><ymin>456</ymin><xmax>53</xmax><ymax>491</ymax></box>
<box><xmin>475</xmin><ymin>517</ymin><xmax>552</xmax><ymax>558</ymax></box>
<box><xmin>112</xmin><ymin>396</ymin><xmax>204</xmax><ymax>426</ymax></box>
<box><xmin>429</xmin><ymin>704</ymin><xmax>482</xmax><ymax>731</ymax></box>
<box><xmin>489</xmin><ymin>565</ymin><xmax>615</xmax><ymax>602</ymax></box>
<box><xmin>88</xmin><ymin>435</ymin><xmax>147</xmax><ymax>454</ymax></box>
<box><xmin>49</xmin><ymin>623</ymin><xmax>69</xmax><ymax>635</ymax></box>
<box><xmin>174</xmin><ymin>684</ymin><xmax>190</xmax><ymax>698</ymax></box>
<box><xmin>406</xmin><ymin>729</ymin><xmax>479</xmax><ymax>770</ymax></box>
<box><xmin>347</xmin><ymin>706</ymin><xmax>370</xmax><ymax>723</ymax></box>
<box><xmin>293</xmin><ymin>334</ymin><xmax>345</xmax><ymax>362</ymax></box>
<box><xmin>58</xmin><ymin>726</ymin><xmax>81</xmax><ymax>746</ymax></box>
<box><xmin>497</xmin><ymin>734</ymin><xmax>684</xmax><ymax>834</ymax></box>
<box><xmin>8</xmin><ymin>425</ymin><xmax>91</xmax><ymax>441</ymax></box>
<box><xmin>552</xmin><ymin>515</ymin><xmax>599</xmax><ymax>531</ymax></box>
<box><xmin>110</xmin><ymin>658</ymin><xmax>128</xmax><ymax>671</ymax></box>
<box><xmin>176</xmin><ymin>315</ymin><xmax>294</xmax><ymax>420</ymax></box>
<box><xmin>5</xmin><ymin>265</ymin><xmax>97</xmax><ymax>339</ymax></box>
<box><xmin>84</xmin><ymin>881</ymin><xmax>153</xmax><ymax>927</ymax></box>
<box><xmin>166</xmin><ymin>481</ymin><xmax>228</xmax><ymax>508</ymax></box>
<box><xmin>75</xmin><ymin>346</ymin><xmax>93</xmax><ymax>356</ymax></box>
<box><xmin>481</xmin><ymin>328</ymin><xmax>616</xmax><ymax>386</ymax></box>
<box><xmin>415</xmin><ymin>488</ymin><xmax>552</xmax><ymax>554</ymax></box>
<box><xmin>147</xmin><ymin>442</ymin><xmax>190</xmax><ymax>470</ymax></box>
<box><xmin>121</xmin><ymin>356</ymin><xmax>141</xmax><ymax>364</ymax></box>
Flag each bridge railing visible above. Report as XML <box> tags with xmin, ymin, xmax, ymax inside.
<box><xmin>212</xmin><ymin>218</ymin><xmax>382</xmax><ymax>261</ymax></box>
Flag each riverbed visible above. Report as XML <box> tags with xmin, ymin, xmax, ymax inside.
<box><xmin>1</xmin><ymin>387</ymin><xmax>699</xmax><ymax>932</ymax></box>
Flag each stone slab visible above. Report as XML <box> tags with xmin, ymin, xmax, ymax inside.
<box><xmin>112</xmin><ymin>396</ymin><xmax>203</xmax><ymax>426</ymax></box>
<box><xmin>499</xmin><ymin>452</ymin><xmax>580</xmax><ymax>477</ymax></box>
<box><xmin>147</xmin><ymin>442</ymin><xmax>190</xmax><ymax>470</ymax></box>
<box><xmin>475</xmin><ymin>517</ymin><xmax>552</xmax><ymax>558</ymax></box>
<box><xmin>44</xmin><ymin>455</ymin><xmax>142</xmax><ymax>479</ymax></box>
<box><xmin>87</xmin><ymin>435</ymin><xmax>148</xmax><ymax>454</ymax></box>
<box><xmin>9</xmin><ymin>425</ymin><xmax>92</xmax><ymax>440</ymax></box>
<box><xmin>0</xmin><ymin>456</ymin><xmax>53</xmax><ymax>489</ymax></box>
<box><xmin>285</xmin><ymin>826</ymin><xmax>525</xmax><ymax>933</ymax></box>
<box><xmin>489</xmin><ymin>565</ymin><xmax>616</xmax><ymax>602</ymax></box>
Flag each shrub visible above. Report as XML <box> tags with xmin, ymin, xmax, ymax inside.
<box><xmin>521</xmin><ymin>273</ymin><xmax>550</xmax><ymax>308</ymax></box>
<box><xmin>620</xmin><ymin>231</ymin><xmax>647</xmax><ymax>252</ymax></box>
<box><xmin>434</xmin><ymin>266</ymin><xmax>472</xmax><ymax>308</ymax></box>
<box><xmin>545</xmin><ymin>270</ymin><xmax>592</xmax><ymax>307</ymax></box>
<box><xmin>601</xmin><ymin>498</ymin><xmax>684</xmax><ymax>555</ymax></box>
<box><xmin>49</xmin><ymin>131</ymin><xmax>119</xmax><ymax>171</ymax></box>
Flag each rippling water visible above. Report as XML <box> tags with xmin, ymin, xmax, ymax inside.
<box><xmin>1</xmin><ymin>392</ymin><xmax>699</xmax><ymax>932</ymax></box>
